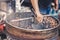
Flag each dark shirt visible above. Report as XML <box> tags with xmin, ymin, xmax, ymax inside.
<box><xmin>22</xmin><ymin>0</ymin><xmax>32</xmax><ymax>7</ymax></box>
<box><xmin>22</xmin><ymin>0</ymin><xmax>54</xmax><ymax>9</ymax></box>
<box><xmin>39</xmin><ymin>0</ymin><xmax>53</xmax><ymax>9</ymax></box>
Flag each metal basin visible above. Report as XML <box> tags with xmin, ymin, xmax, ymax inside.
<box><xmin>5</xmin><ymin>12</ymin><xmax>60</xmax><ymax>40</ymax></box>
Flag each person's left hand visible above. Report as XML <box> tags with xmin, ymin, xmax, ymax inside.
<box><xmin>55</xmin><ymin>4</ymin><xmax>58</xmax><ymax>11</ymax></box>
<box><xmin>51</xmin><ymin>3</ymin><xmax>58</xmax><ymax>11</ymax></box>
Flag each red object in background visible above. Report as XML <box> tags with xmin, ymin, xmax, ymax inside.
<box><xmin>0</xmin><ymin>24</ymin><xmax>4</xmax><ymax>31</ymax></box>
<box><xmin>0</xmin><ymin>20</ymin><xmax>5</xmax><ymax>31</ymax></box>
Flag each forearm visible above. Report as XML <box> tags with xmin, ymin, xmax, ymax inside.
<box><xmin>54</xmin><ymin>0</ymin><xmax>58</xmax><ymax>10</ymax></box>
<box><xmin>55</xmin><ymin>0</ymin><xmax>58</xmax><ymax>5</ymax></box>
<box><xmin>31</xmin><ymin>0</ymin><xmax>40</xmax><ymax>15</ymax></box>
<box><xmin>31</xmin><ymin>0</ymin><xmax>43</xmax><ymax>22</ymax></box>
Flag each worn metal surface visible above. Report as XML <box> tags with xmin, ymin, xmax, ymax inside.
<box><xmin>5</xmin><ymin>12</ymin><xmax>59</xmax><ymax>40</ymax></box>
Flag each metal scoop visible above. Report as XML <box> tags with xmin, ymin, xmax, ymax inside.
<box><xmin>10</xmin><ymin>17</ymin><xmax>33</xmax><ymax>22</ymax></box>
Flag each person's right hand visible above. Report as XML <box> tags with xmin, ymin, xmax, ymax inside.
<box><xmin>35</xmin><ymin>11</ymin><xmax>43</xmax><ymax>23</ymax></box>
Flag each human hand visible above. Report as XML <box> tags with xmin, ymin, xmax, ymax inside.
<box><xmin>51</xmin><ymin>3</ymin><xmax>58</xmax><ymax>11</ymax></box>
<box><xmin>55</xmin><ymin>4</ymin><xmax>58</xmax><ymax>11</ymax></box>
<box><xmin>35</xmin><ymin>11</ymin><xmax>43</xmax><ymax>23</ymax></box>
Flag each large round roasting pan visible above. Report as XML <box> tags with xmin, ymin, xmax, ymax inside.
<box><xmin>5</xmin><ymin>12</ymin><xmax>60</xmax><ymax>40</ymax></box>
